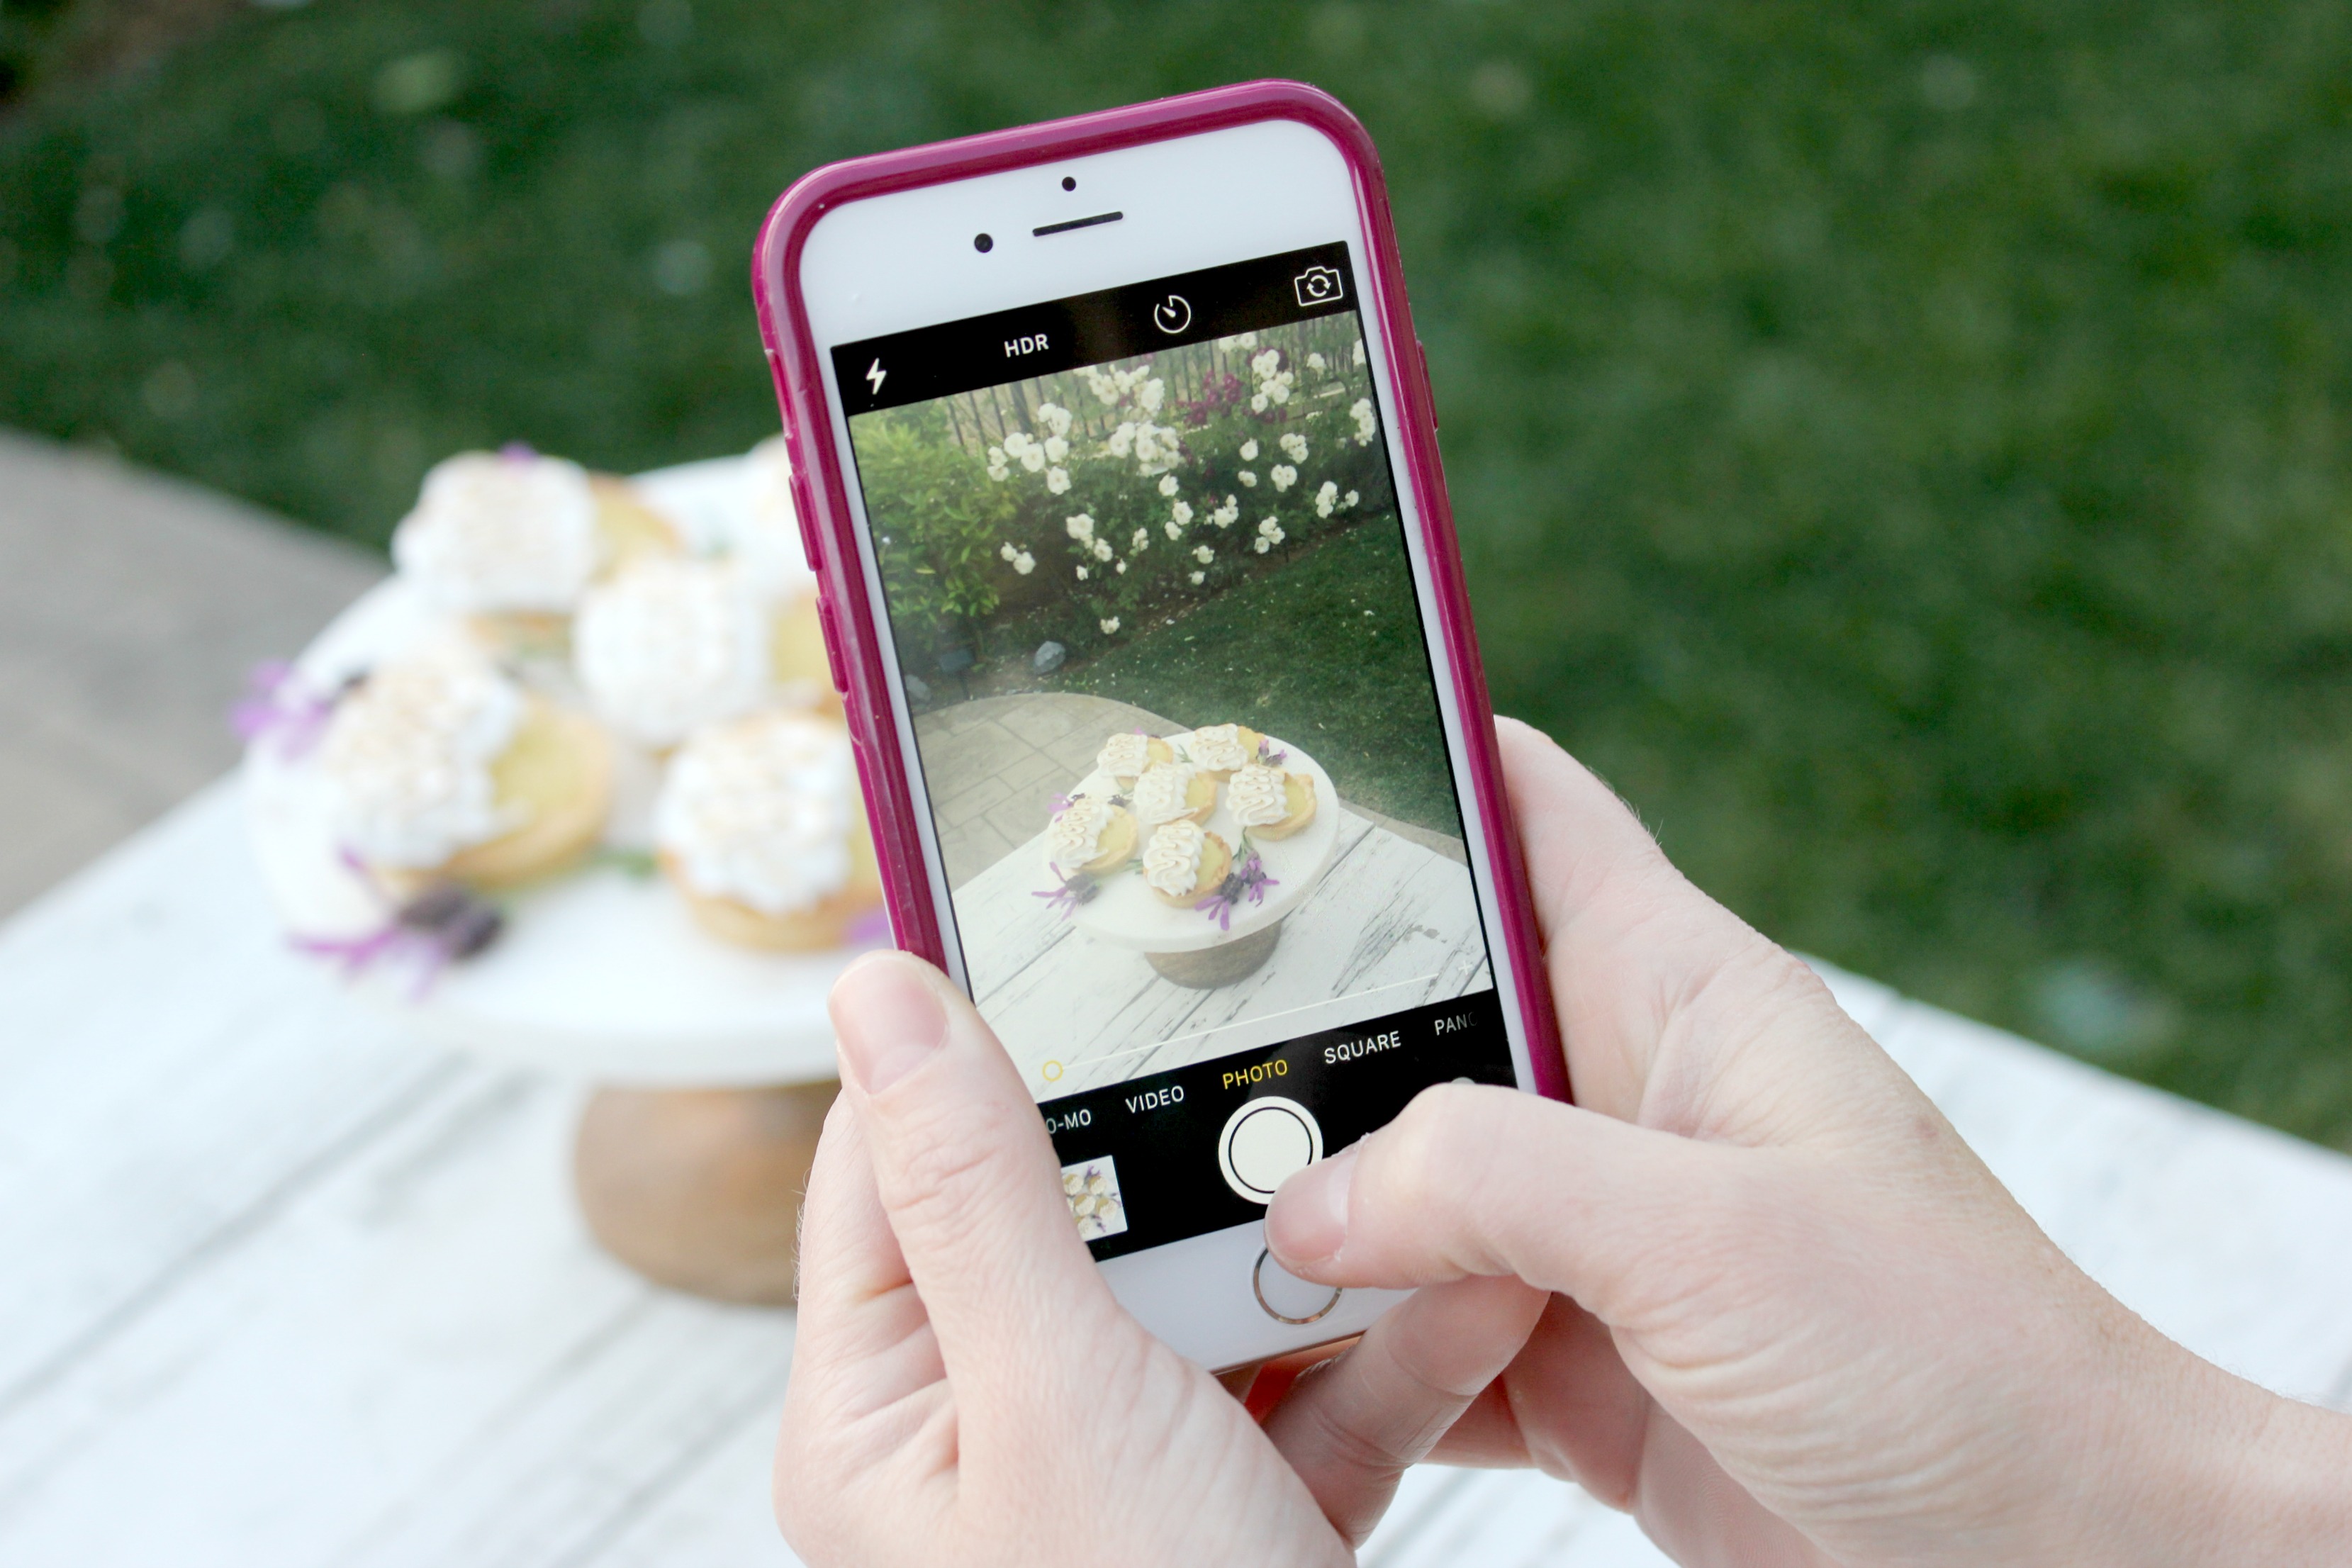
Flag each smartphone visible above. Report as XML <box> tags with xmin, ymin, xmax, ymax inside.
<box><xmin>754</xmin><ymin>80</ymin><xmax>1565</xmax><ymax>1370</ymax></box>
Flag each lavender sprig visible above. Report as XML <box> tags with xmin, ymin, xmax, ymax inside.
<box><xmin>291</xmin><ymin>851</ymin><xmax>504</xmax><ymax>996</ymax></box>
<box><xmin>231</xmin><ymin>661</ymin><xmax>354</xmax><ymax>758</ymax></box>
<box><xmin>1035</xmin><ymin>868</ymin><xmax>1104</xmax><ymax>917</ymax></box>
<box><xmin>1194</xmin><ymin>842</ymin><xmax>1279</xmax><ymax>931</ymax></box>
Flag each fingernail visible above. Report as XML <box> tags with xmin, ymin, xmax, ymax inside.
<box><xmin>831</xmin><ymin>956</ymin><xmax>948</xmax><ymax>1094</ymax></box>
<box><xmin>1267</xmin><ymin>1141</ymin><xmax>1357</xmax><ymax>1266</ymax></box>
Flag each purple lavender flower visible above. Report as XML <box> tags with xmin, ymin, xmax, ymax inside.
<box><xmin>1195</xmin><ymin>849</ymin><xmax>1278</xmax><ymax>930</ymax></box>
<box><xmin>291</xmin><ymin>852</ymin><xmax>503</xmax><ymax>996</ymax></box>
<box><xmin>231</xmin><ymin>661</ymin><xmax>349</xmax><ymax>758</ymax></box>
<box><xmin>1036</xmin><ymin>869</ymin><xmax>1102</xmax><ymax>917</ymax></box>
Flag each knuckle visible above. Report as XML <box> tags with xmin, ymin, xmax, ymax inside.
<box><xmin>874</xmin><ymin>1092</ymin><xmax>1017</xmax><ymax>1241</ymax></box>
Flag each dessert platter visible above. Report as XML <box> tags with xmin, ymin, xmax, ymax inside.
<box><xmin>1041</xmin><ymin>724</ymin><xmax>1343</xmax><ymax>986</ymax></box>
<box><xmin>240</xmin><ymin>442</ymin><xmax>880</xmax><ymax>1086</ymax></box>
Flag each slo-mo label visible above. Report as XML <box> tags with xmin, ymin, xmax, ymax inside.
<box><xmin>1221</xmin><ymin>1058</ymin><xmax>1291</xmax><ymax>1092</ymax></box>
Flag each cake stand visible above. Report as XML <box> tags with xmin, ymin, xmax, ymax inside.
<box><xmin>240</xmin><ymin>455</ymin><xmax>856</xmax><ymax>1304</ymax></box>
<box><xmin>1063</xmin><ymin>732</ymin><xmax>1343</xmax><ymax>987</ymax></box>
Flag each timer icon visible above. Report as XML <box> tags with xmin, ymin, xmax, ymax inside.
<box><xmin>1151</xmin><ymin>294</ymin><xmax>1192</xmax><ymax>335</ymax></box>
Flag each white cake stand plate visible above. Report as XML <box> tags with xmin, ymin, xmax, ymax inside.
<box><xmin>239</xmin><ymin>457</ymin><xmax>861</xmax><ymax>1089</ymax></box>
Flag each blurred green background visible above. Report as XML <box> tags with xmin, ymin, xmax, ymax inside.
<box><xmin>8</xmin><ymin>0</ymin><xmax>2352</xmax><ymax>1143</ymax></box>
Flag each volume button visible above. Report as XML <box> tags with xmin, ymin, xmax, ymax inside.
<box><xmin>1415</xmin><ymin>337</ymin><xmax>1439</xmax><ymax>430</ymax></box>
<box><xmin>814</xmin><ymin>594</ymin><xmax>851</xmax><ymax>695</ymax></box>
<box><xmin>790</xmin><ymin>473</ymin><xmax>824</xmax><ymax>573</ymax></box>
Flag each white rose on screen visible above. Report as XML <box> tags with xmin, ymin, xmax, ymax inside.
<box><xmin>1238</xmin><ymin>470</ymin><xmax>1257</xmax><ymax>487</ymax></box>
<box><xmin>1258</xmin><ymin>517</ymin><xmax>1280</xmax><ymax>538</ymax></box>
<box><xmin>1345</xmin><ymin>489</ymin><xmax>1360</xmax><ymax>508</ymax></box>
<box><xmin>1279</xmin><ymin>432</ymin><xmax>1308</xmax><ymax>462</ymax></box>
<box><xmin>1158</xmin><ymin>474</ymin><xmax>1179</xmax><ymax>497</ymax></box>
<box><xmin>1315</xmin><ymin>481</ymin><xmax>1338</xmax><ymax>517</ymax></box>
<box><xmin>1043</xmin><ymin>435</ymin><xmax>1069</xmax><ymax>464</ymax></box>
<box><xmin>1266</xmin><ymin>522</ymin><xmax>1286</xmax><ymax>544</ymax></box>
<box><xmin>1189</xmin><ymin>571</ymin><xmax>1205</xmax><ymax>585</ymax></box>
<box><xmin>1040</xmin><ymin>402</ymin><xmax>1073</xmax><ymax>439</ymax></box>
<box><xmin>1013</xmin><ymin>551</ymin><xmax>1035</xmax><ymax>575</ymax></box>
<box><xmin>1214</xmin><ymin>498</ymin><xmax>1239</xmax><ymax>527</ymax></box>
<box><xmin>1251</xmin><ymin>349</ymin><xmax>1279</xmax><ymax>379</ymax></box>
<box><xmin>1022</xmin><ymin>445</ymin><xmax>1047</xmax><ymax>473</ymax></box>
<box><xmin>1254</xmin><ymin>537</ymin><xmax>1270</xmax><ymax>554</ymax></box>
<box><xmin>999</xmin><ymin>542</ymin><xmax>1017</xmax><ymax>561</ymax></box>
<box><xmin>1108</xmin><ymin>422</ymin><xmax>1136</xmax><ymax>458</ymax></box>
<box><xmin>1271</xmin><ymin>464</ymin><xmax>1297</xmax><ymax>491</ymax></box>
<box><xmin>1139</xmin><ymin>379</ymin><xmax>1165</xmax><ymax>414</ymax></box>
<box><xmin>1236</xmin><ymin>332</ymin><xmax>1258</xmax><ymax>349</ymax></box>
<box><xmin>1165</xmin><ymin>521</ymin><xmax>1182</xmax><ymax>540</ymax></box>
<box><xmin>1100</xmin><ymin>617</ymin><xmax>1119</xmax><ymax>634</ymax></box>
<box><xmin>986</xmin><ymin>446</ymin><xmax>1009</xmax><ymax>481</ymax></box>
<box><xmin>1353</xmin><ymin>340</ymin><xmax>1366</xmax><ymax>366</ymax></box>
<box><xmin>1352</xmin><ymin>397</ymin><xmax>1376</xmax><ymax>444</ymax></box>
<box><xmin>1249</xmin><ymin>393</ymin><xmax>1269</xmax><ymax>413</ymax></box>
<box><xmin>1115</xmin><ymin>559</ymin><xmax>1126</xmax><ymax>574</ymax></box>
<box><xmin>1172</xmin><ymin>500</ymin><xmax>1193</xmax><ymax>526</ymax></box>
<box><xmin>1307</xmin><ymin>352</ymin><xmax>1326</xmax><ymax>374</ymax></box>
<box><xmin>1075</xmin><ymin>564</ymin><xmax>1089</xmax><ymax>580</ymax></box>
<box><xmin>1092</xmin><ymin>537</ymin><xmax>1113</xmax><ymax>561</ymax></box>
<box><xmin>1066</xmin><ymin>513</ymin><xmax>1094</xmax><ymax>541</ymax></box>
<box><xmin>1131</xmin><ymin>527</ymin><xmax>1149</xmax><ymax>551</ymax></box>
<box><xmin>1240</xmin><ymin>438</ymin><xmax>1259</xmax><ymax>461</ymax></box>
<box><xmin>1193</xmin><ymin>544</ymin><xmax>1214</xmax><ymax>564</ymax></box>
<box><xmin>1046</xmin><ymin>466</ymin><xmax>1070</xmax><ymax>495</ymax></box>
<box><xmin>1266</xmin><ymin>379</ymin><xmax>1292</xmax><ymax>405</ymax></box>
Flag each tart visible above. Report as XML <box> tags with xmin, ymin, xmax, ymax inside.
<box><xmin>653</xmin><ymin>710</ymin><xmax>881</xmax><ymax>951</ymax></box>
<box><xmin>1141</xmin><ymin>819</ymin><xmax>1233</xmax><ymax>907</ymax></box>
<box><xmin>1044</xmin><ymin>795</ymin><xmax>1139</xmax><ymax>878</ymax></box>
<box><xmin>1096</xmin><ymin>731</ymin><xmax>1175</xmax><ymax>787</ymax></box>
<box><xmin>1131</xmin><ymin>761</ymin><xmax>1216</xmax><ymax>827</ymax></box>
<box><xmin>574</xmin><ymin>557</ymin><xmax>773</xmax><ymax>749</ymax></box>
<box><xmin>391</xmin><ymin>448</ymin><xmax>678</xmax><ymax>649</ymax></box>
<box><xmin>1225</xmin><ymin>762</ymin><xmax>1318</xmax><ymax>841</ymax></box>
<box><xmin>318</xmin><ymin>640</ymin><xmax>612</xmax><ymax>893</ymax></box>
<box><xmin>1184</xmin><ymin>722</ymin><xmax>1263</xmax><ymax>782</ymax></box>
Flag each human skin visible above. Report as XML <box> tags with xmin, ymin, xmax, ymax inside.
<box><xmin>776</xmin><ymin>719</ymin><xmax>2352</xmax><ymax>1566</ymax></box>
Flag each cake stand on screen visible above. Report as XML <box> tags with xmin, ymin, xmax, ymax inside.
<box><xmin>240</xmin><ymin>455</ymin><xmax>859</xmax><ymax>1305</ymax></box>
<box><xmin>1063</xmin><ymin>732</ymin><xmax>1341</xmax><ymax>987</ymax></box>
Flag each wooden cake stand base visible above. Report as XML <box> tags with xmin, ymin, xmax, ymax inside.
<box><xmin>573</xmin><ymin>1081</ymin><xmax>839</xmax><ymax>1306</ymax></box>
<box><xmin>1146</xmin><ymin>919</ymin><xmax>1284</xmax><ymax>988</ymax></box>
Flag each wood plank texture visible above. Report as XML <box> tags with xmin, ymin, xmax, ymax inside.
<box><xmin>9</xmin><ymin>785</ymin><xmax>2352</xmax><ymax>1566</ymax></box>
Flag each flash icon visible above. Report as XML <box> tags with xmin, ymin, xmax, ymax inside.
<box><xmin>865</xmin><ymin>359</ymin><xmax>887</xmax><ymax>396</ymax></box>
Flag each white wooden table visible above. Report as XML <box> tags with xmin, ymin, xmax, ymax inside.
<box><xmin>964</xmin><ymin>807</ymin><xmax>1490</xmax><ymax>1096</ymax></box>
<box><xmin>7</xmin><ymin>780</ymin><xmax>2352</xmax><ymax>1567</ymax></box>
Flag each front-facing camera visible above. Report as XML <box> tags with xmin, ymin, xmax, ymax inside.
<box><xmin>1061</xmin><ymin>176</ymin><xmax>1077</xmax><ymax>191</ymax></box>
<box><xmin>974</xmin><ymin>233</ymin><xmax>994</xmax><ymax>253</ymax></box>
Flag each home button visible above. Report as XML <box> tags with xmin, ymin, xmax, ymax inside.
<box><xmin>1253</xmin><ymin>1248</ymin><xmax>1342</xmax><ymax>1325</ymax></box>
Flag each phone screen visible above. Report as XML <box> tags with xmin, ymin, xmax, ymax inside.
<box><xmin>832</xmin><ymin>243</ymin><xmax>1515</xmax><ymax>1260</ymax></box>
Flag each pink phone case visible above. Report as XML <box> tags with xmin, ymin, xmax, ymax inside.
<box><xmin>751</xmin><ymin>79</ymin><xmax>1569</xmax><ymax>1102</ymax></box>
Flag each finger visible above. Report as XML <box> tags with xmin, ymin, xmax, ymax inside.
<box><xmin>828</xmin><ymin>951</ymin><xmax>1120</xmax><ymax>1404</ymax></box>
<box><xmin>773</xmin><ymin>1092</ymin><xmax>953</xmax><ymax>1553</ymax></box>
<box><xmin>1265</xmin><ymin>1082</ymin><xmax>1748</xmax><ymax>1325</ymax></box>
<box><xmin>1263</xmin><ymin>1275</ymin><xmax>1547</xmax><ymax>1546</ymax></box>
<box><xmin>785</xmin><ymin>1091</ymin><xmax>943</xmax><ymax>1418</ymax></box>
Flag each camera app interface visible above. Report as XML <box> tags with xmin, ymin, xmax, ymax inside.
<box><xmin>834</xmin><ymin>244</ymin><xmax>1514</xmax><ymax>1259</ymax></box>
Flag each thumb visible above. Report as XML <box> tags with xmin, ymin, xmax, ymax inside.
<box><xmin>829</xmin><ymin>951</ymin><xmax>1114</xmax><ymax>1394</ymax></box>
<box><xmin>1262</xmin><ymin>1082</ymin><xmax>1757</xmax><ymax>1327</ymax></box>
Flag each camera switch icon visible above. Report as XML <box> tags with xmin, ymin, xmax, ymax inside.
<box><xmin>1294</xmin><ymin>264</ymin><xmax>1344</xmax><ymax>308</ymax></box>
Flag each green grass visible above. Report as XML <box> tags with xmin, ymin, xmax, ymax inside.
<box><xmin>1056</xmin><ymin>521</ymin><xmax>1462</xmax><ymax>836</ymax></box>
<box><xmin>11</xmin><ymin>1</ymin><xmax>2352</xmax><ymax>1142</ymax></box>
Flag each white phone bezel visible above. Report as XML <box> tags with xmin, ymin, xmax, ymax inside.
<box><xmin>797</xmin><ymin>117</ymin><xmax>1532</xmax><ymax>1370</ymax></box>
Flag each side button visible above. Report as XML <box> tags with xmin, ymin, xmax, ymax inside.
<box><xmin>814</xmin><ymin>595</ymin><xmax>851</xmax><ymax>694</ymax></box>
<box><xmin>789</xmin><ymin>474</ymin><xmax>824</xmax><ymax>573</ymax></box>
<box><xmin>1415</xmin><ymin>337</ymin><xmax>1439</xmax><ymax>430</ymax></box>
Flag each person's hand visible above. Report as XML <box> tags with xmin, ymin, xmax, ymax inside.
<box><xmin>1265</xmin><ymin>718</ymin><xmax>2352</xmax><ymax>1567</ymax></box>
<box><xmin>773</xmin><ymin>951</ymin><xmax>1547</xmax><ymax>1566</ymax></box>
